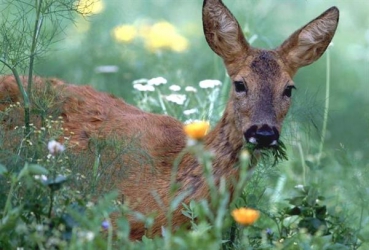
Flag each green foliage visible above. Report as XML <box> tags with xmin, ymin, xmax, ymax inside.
<box><xmin>1</xmin><ymin>84</ymin><xmax>366</xmax><ymax>248</ymax></box>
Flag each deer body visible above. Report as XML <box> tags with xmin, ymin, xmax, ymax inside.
<box><xmin>0</xmin><ymin>0</ymin><xmax>338</xmax><ymax>240</ymax></box>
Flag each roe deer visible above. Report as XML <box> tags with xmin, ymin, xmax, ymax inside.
<box><xmin>0</xmin><ymin>0</ymin><xmax>339</xmax><ymax>240</ymax></box>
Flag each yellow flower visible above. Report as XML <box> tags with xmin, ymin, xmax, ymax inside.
<box><xmin>143</xmin><ymin>21</ymin><xmax>189</xmax><ymax>53</ymax></box>
<box><xmin>76</xmin><ymin>0</ymin><xmax>104</xmax><ymax>16</ymax></box>
<box><xmin>231</xmin><ymin>208</ymin><xmax>260</xmax><ymax>226</ymax></box>
<box><xmin>170</xmin><ymin>35</ymin><xmax>189</xmax><ymax>52</ymax></box>
<box><xmin>183</xmin><ymin>121</ymin><xmax>210</xmax><ymax>140</ymax></box>
<box><xmin>113</xmin><ymin>25</ymin><xmax>137</xmax><ymax>43</ymax></box>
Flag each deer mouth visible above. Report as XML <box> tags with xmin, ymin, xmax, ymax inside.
<box><xmin>244</xmin><ymin>124</ymin><xmax>279</xmax><ymax>148</ymax></box>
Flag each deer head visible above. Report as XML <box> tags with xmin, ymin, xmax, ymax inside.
<box><xmin>203</xmin><ymin>0</ymin><xmax>339</xmax><ymax>148</ymax></box>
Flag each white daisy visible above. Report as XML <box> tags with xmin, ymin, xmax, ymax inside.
<box><xmin>133</xmin><ymin>83</ymin><xmax>155</xmax><ymax>92</ymax></box>
<box><xmin>183</xmin><ymin>108</ymin><xmax>198</xmax><ymax>115</ymax></box>
<box><xmin>132</xmin><ymin>78</ymin><xmax>148</xmax><ymax>85</ymax></box>
<box><xmin>148</xmin><ymin>76</ymin><xmax>167</xmax><ymax>86</ymax></box>
<box><xmin>169</xmin><ymin>85</ymin><xmax>181</xmax><ymax>91</ymax></box>
<box><xmin>185</xmin><ymin>86</ymin><xmax>197</xmax><ymax>92</ymax></box>
<box><xmin>199</xmin><ymin>79</ymin><xmax>222</xmax><ymax>89</ymax></box>
<box><xmin>164</xmin><ymin>94</ymin><xmax>186</xmax><ymax>105</ymax></box>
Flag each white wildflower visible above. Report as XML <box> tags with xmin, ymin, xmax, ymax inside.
<box><xmin>185</xmin><ymin>86</ymin><xmax>197</xmax><ymax>92</ymax></box>
<box><xmin>47</xmin><ymin>140</ymin><xmax>65</xmax><ymax>155</ymax></box>
<box><xmin>78</xmin><ymin>231</ymin><xmax>95</xmax><ymax>242</ymax></box>
<box><xmin>186</xmin><ymin>138</ymin><xmax>197</xmax><ymax>147</ymax></box>
<box><xmin>133</xmin><ymin>83</ymin><xmax>155</xmax><ymax>92</ymax></box>
<box><xmin>95</xmin><ymin>65</ymin><xmax>119</xmax><ymax>74</ymax></box>
<box><xmin>85</xmin><ymin>231</ymin><xmax>95</xmax><ymax>241</ymax></box>
<box><xmin>145</xmin><ymin>85</ymin><xmax>155</xmax><ymax>91</ymax></box>
<box><xmin>169</xmin><ymin>84</ymin><xmax>181</xmax><ymax>92</ymax></box>
<box><xmin>132</xmin><ymin>78</ymin><xmax>148</xmax><ymax>85</ymax></box>
<box><xmin>199</xmin><ymin>79</ymin><xmax>222</xmax><ymax>89</ymax></box>
<box><xmin>164</xmin><ymin>94</ymin><xmax>186</xmax><ymax>105</ymax></box>
<box><xmin>34</xmin><ymin>175</ymin><xmax>48</xmax><ymax>181</ymax></box>
<box><xmin>184</xmin><ymin>119</ymin><xmax>195</xmax><ymax>125</ymax></box>
<box><xmin>147</xmin><ymin>76</ymin><xmax>167</xmax><ymax>86</ymax></box>
<box><xmin>295</xmin><ymin>184</ymin><xmax>305</xmax><ymax>191</ymax></box>
<box><xmin>35</xmin><ymin>224</ymin><xmax>45</xmax><ymax>231</ymax></box>
<box><xmin>183</xmin><ymin>108</ymin><xmax>198</xmax><ymax>116</ymax></box>
<box><xmin>86</xmin><ymin>201</ymin><xmax>94</xmax><ymax>208</ymax></box>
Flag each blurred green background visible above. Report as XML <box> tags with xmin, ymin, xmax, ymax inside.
<box><xmin>30</xmin><ymin>0</ymin><xmax>368</xmax><ymax>160</ymax></box>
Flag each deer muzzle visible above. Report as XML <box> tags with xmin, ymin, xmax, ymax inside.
<box><xmin>244</xmin><ymin>124</ymin><xmax>279</xmax><ymax>147</ymax></box>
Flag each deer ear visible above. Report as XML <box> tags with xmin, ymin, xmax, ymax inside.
<box><xmin>277</xmin><ymin>7</ymin><xmax>339</xmax><ymax>73</ymax></box>
<box><xmin>202</xmin><ymin>0</ymin><xmax>249</xmax><ymax>63</ymax></box>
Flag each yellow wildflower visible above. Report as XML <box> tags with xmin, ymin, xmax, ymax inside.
<box><xmin>113</xmin><ymin>25</ymin><xmax>137</xmax><ymax>43</ymax></box>
<box><xmin>143</xmin><ymin>21</ymin><xmax>189</xmax><ymax>53</ymax></box>
<box><xmin>170</xmin><ymin>35</ymin><xmax>189</xmax><ymax>52</ymax></box>
<box><xmin>76</xmin><ymin>0</ymin><xmax>104</xmax><ymax>16</ymax></box>
<box><xmin>231</xmin><ymin>208</ymin><xmax>260</xmax><ymax>226</ymax></box>
<box><xmin>184</xmin><ymin>121</ymin><xmax>210</xmax><ymax>140</ymax></box>
<box><xmin>138</xmin><ymin>24</ymin><xmax>152</xmax><ymax>38</ymax></box>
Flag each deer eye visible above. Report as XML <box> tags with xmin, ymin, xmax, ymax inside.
<box><xmin>234</xmin><ymin>81</ymin><xmax>247</xmax><ymax>93</ymax></box>
<box><xmin>283</xmin><ymin>85</ymin><xmax>296</xmax><ymax>97</ymax></box>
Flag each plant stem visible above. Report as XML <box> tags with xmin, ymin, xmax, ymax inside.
<box><xmin>27</xmin><ymin>0</ymin><xmax>44</xmax><ymax>96</ymax></box>
<box><xmin>8</xmin><ymin>65</ymin><xmax>31</xmax><ymax>135</ymax></box>
<box><xmin>157</xmin><ymin>90</ymin><xmax>168</xmax><ymax>115</ymax></box>
<box><xmin>165</xmin><ymin>148</ymin><xmax>187</xmax><ymax>247</ymax></box>
<box><xmin>92</xmin><ymin>148</ymin><xmax>101</xmax><ymax>193</ymax></box>
<box><xmin>3</xmin><ymin>176</ymin><xmax>17</xmax><ymax>215</ymax></box>
<box><xmin>48</xmin><ymin>189</ymin><xmax>54</xmax><ymax>218</ymax></box>
<box><xmin>232</xmin><ymin>150</ymin><xmax>249</xmax><ymax>202</ymax></box>
<box><xmin>104</xmin><ymin>213</ymin><xmax>113</xmax><ymax>250</ymax></box>
<box><xmin>297</xmin><ymin>142</ymin><xmax>306</xmax><ymax>185</ymax></box>
<box><xmin>317</xmin><ymin>47</ymin><xmax>331</xmax><ymax>165</ymax></box>
<box><xmin>4</xmin><ymin>163</ymin><xmax>30</xmax><ymax>215</ymax></box>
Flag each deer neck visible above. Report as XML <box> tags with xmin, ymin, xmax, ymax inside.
<box><xmin>204</xmin><ymin>101</ymin><xmax>244</xmax><ymax>179</ymax></box>
<box><xmin>177</xmin><ymin>101</ymin><xmax>243</xmax><ymax>196</ymax></box>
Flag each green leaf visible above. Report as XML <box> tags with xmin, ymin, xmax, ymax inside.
<box><xmin>117</xmin><ymin>218</ymin><xmax>131</xmax><ymax>238</ymax></box>
<box><xmin>305</xmin><ymin>160</ymin><xmax>315</xmax><ymax>169</ymax></box>
<box><xmin>170</xmin><ymin>189</ymin><xmax>191</xmax><ymax>211</ymax></box>
<box><xmin>298</xmin><ymin>217</ymin><xmax>327</xmax><ymax>235</ymax></box>
<box><xmin>287</xmin><ymin>206</ymin><xmax>301</xmax><ymax>216</ymax></box>
<box><xmin>0</xmin><ymin>164</ymin><xmax>7</xmax><ymax>175</ymax></box>
<box><xmin>0</xmin><ymin>207</ymin><xmax>23</xmax><ymax>232</ymax></box>
<box><xmin>306</xmin><ymin>187</ymin><xmax>319</xmax><ymax>206</ymax></box>
<box><xmin>305</xmin><ymin>160</ymin><xmax>323</xmax><ymax>171</ymax></box>
<box><xmin>315</xmin><ymin>206</ymin><xmax>327</xmax><ymax>220</ymax></box>
<box><xmin>288</xmin><ymin>196</ymin><xmax>305</xmax><ymax>206</ymax></box>
<box><xmin>324</xmin><ymin>243</ymin><xmax>350</xmax><ymax>250</ymax></box>
<box><xmin>45</xmin><ymin>175</ymin><xmax>67</xmax><ymax>191</ymax></box>
<box><xmin>28</xmin><ymin>164</ymin><xmax>49</xmax><ymax>176</ymax></box>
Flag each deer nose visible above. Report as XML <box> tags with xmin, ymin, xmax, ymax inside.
<box><xmin>244</xmin><ymin>125</ymin><xmax>279</xmax><ymax>147</ymax></box>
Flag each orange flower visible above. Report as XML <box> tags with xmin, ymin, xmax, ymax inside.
<box><xmin>231</xmin><ymin>208</ymin><xmax>260</xmax><ymax>226</ymax></box>
<box><xmin>183</xmin><ymin>121</ymin><xmax>210</xmax><ymax>140</ymax></box>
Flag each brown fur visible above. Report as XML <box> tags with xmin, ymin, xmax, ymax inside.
<box><xmin>0</xmin><ymin>0</ymin><xmax>339</xmax><ymax>240</ymax></box>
